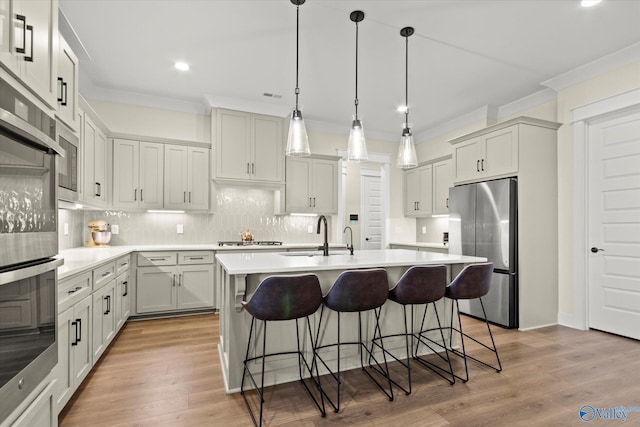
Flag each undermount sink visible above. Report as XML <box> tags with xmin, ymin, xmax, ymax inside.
<box><xmin>279</xmin><ymin>251</ymin><xmax>350</xmax><ymax>257</ymax></box>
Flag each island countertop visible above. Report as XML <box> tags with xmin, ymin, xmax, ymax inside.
<box><xmin>215</xmin><ymin>249</ymin><xmax>486</xmax><ymax>275</ymax></box>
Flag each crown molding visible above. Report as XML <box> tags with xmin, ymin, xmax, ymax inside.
<box><xmin>497</xmin><ymin>88</ymin><xmax>557</xmax><ymax>120</ymax></box>
<box><xmin>204</xmin><ymin>94</ymin><xmax>291</xmax><ymax>117</ymax></box>
<box><xmin>414</xmin><ymin>105</ymin><xmax>494</xmax><ymax>144</ymax></box>
<box><xmin>541</xmin><ymin>41</ymin><xmax>640</xmax><ymax>91</ymax></box>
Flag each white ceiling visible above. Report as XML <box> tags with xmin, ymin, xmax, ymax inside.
<box><xmin>59</xmin><ymin>0</ymin><xmax>640</xmax><ymax>142</ymax></box>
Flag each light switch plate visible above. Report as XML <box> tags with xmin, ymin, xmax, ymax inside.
<box><xmin>307</xmin><ymin>225</ymin><xmax>313</xmax><ymax>234</ymax></box>
<box><xmin>177</xmin><ymin>224</ymin><xmax>184</xmax><ymax>234</ymax></box>
<box><xmin>422</xmin><ymin>226</ymin><xmax>426</xmax><ymax>234</ymax></box>
<box><xmin>111</xmin><ymin>224</ymin><xmax>119</xmax><ymax>234</ymax></box>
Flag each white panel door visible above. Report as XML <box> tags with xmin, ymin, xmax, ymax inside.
<box><xmin>588</xmin><ymin>108</ymin><xmax>640</xmax><ymax>340</ymax></box>
<box><xmin>361</xmin><ymin>172</ymin><xmax>383</xmax><ymax>250</ymax></box>
<box><xmin>164</xmin><ymin>144</ymin><xmax>188</xmax><ymax>209</ymax></box>
<box><xmin>139</xmin><ymin>141</ymin><xmax>164</xmax><ymax>209</ymax></box>
<box><xmin>187</xmin><ymin>147</ymin><xmax>209</xmax><ymax>210</ymax></box>
<box><xmin>112</xmin><ymin>139</ymin><xmax>139</xmax><ymax>209</ymax></box>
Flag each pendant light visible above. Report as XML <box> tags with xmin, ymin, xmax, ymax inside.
<box><xmin>397</xmin><ymin>26</ymin><xmax>418</xmax><ymax>169</ymax></box>
<box><xmin>347</xmin><ymin>10</ymin><xmax>368</xmax><ymax>162</ymax></box>
<box><xmin>286</xmin><ymin>0</ymin><xmax>311</xmax><ymax>157</ymax></box>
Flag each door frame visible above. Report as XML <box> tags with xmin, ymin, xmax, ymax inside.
<box><xmin>360</xmin><ymin>168</ymin><xmax>384</xmax><ymax>250</ymax></box>
<box><xmin>570</xmin><ymin>88</ymin><xmax>640</xmax><ymax>330</ymax></box>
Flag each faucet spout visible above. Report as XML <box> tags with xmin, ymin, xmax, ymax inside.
<box><xmin>317</xmin><ymin>215</ymin><xmax>329</xmax><ymax>256</ymax></box>
<box><xmin>343</xmin><ymin>226</ymin><xmax>354</xmax><ymax>255</ymax></box>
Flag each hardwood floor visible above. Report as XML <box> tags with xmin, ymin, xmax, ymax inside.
<box><xmin>59</xmin><ymin>313</ymin><xmax>640</xmax><ymax>427</ymax></box>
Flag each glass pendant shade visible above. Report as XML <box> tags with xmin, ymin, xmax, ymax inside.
<box><xmin>397</xmin><ymin>124</ymin><xmax>418</xmax><ymax>169</ymax></box>
<box><xmin>347</xmin><ymin>116</ymin><xmax>368</xmax><ymax>162</ymax></box>
<box><xmin>286</xmin><ymin>109</ymin><xmax>310</xmax><ymax>156</ymax></box>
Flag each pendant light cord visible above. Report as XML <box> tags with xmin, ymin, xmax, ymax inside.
<box><xmin>405</xmin><ymin>33</ymin><xmax>409</xmax><ymax>126</ymax></box>
<box><xmin>354</xmin><ymin>20</ymin><xmax>359</xmax><ymax>118</ymax></box>
<box><xmin>295</xmin><ymin>4</ymin><xmax>300</xmax><ymax>111</ymax></box>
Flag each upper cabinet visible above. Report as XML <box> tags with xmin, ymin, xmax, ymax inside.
<box><xmin>403</xmin><ymin>157</ymin><xmax>452</xmax><ymax>217</ymax></box>
<box><xmin>55</xmin><ymin>34</ymin><xmax>79</xmax><ymax>131</ymax></box>
<box><xmin>285</xmin><ymin>155</ymin><xmax>338</xmax><ymax>214</ymax></box>
<box><xmin>112</xmin><ymin>139</ymin><xmax>164</xmax><ymax>210</ymax></box>
<box><xmin>214</xmin><ymin>109</ymin><xmax>284</xmax><ymax>186</ymax></box>
<box><xmin>164</xmin><ymin>144</ymin><xmax>209</xmax><ymax>210</ymax></box>
<box><xmin>0</xmin><ymin>0</ymin><xmax>57</xmax><ymax>107</ymax></box>
<box><xmin>81</xmin><ymin>110</ymin><xmax>107</xmax><ymax>208</ymax></box>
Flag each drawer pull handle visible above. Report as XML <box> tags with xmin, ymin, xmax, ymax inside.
<box><xmin>123</xmin><ymin>281</ymin><xmax>128</xmax><ymax>296</ymax></box>
<box><xmin>149</xmin><ymin>258</ymin><xmax>166</xmax><ymax>261</ymax></box>
<box><xmin>68</xmin><ymin>286</ymin><xmax>82</xmax><ymax>294</ymax></box>
<box><xmin>188</xmin><ymin>257</ymin><xmax>204</xmax><ymax>260</ymax></box>
<box><xmin>101</xmin><ymin>271</ymin><xmax>111</xmax><ymax>277</ymax></box>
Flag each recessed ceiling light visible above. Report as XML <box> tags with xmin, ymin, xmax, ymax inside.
<box><xmin>174</xmin><ymin>61</ymin><xmax>190</xmax><ymax>71</ymax></box>
<box><xmin>581</xmin><ymin>0</ymin><xmax>602</xmax><ymax>7</ymax></box>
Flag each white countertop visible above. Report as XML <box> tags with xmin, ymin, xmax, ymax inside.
<box><xmin>389</xmin><ymin>241</ymin><xmax>449</xmax><ymax>250</ymax></box>
<box><xmin>56</xmin><ymin>243</ymin><xmax>347</xmax><ymax>280</ymax></box>
<box><xmin>215</xmin><ymin>249</ymin><xmax>486</xmax><ymax>275</ymax></box>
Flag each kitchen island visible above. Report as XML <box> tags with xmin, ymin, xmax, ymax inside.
<box><xmin>215</xmin><ymin>249</ymin><xmax>486</xmax><ymax>393</ymax></box>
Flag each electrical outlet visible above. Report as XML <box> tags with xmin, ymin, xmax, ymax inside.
<box><xmin>63</xmin><ymin>223</ymin><xmax>69</xmax><ymax>236</ymax></box>
<box><xmin>307</xmin><ymin>225</ymin><xmax>314</xmax><ymax>234</ymax></box>
<box><xmin>111</xmin><ymin>224</ymin><xmax>119</xmax><ymax>235</ymax></box>
<box><xmin>177</xmin><ymin>224</ymin><xmax>184</xmax><ymax>234</ymax></box>
<box><xmin>422</xmin><ymin>226</ymin><xmax>426</xmax><ymax>234</ymax></box>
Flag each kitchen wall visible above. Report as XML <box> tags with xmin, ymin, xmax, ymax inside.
<box><xmin>58</xmin><ymin>187</ymin><xmax>321</xmax><ymax>249</ymax></box>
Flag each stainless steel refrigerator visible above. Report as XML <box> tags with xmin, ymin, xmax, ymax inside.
<box><xmin>448</xmin><ymin>178</ymin><xmax>518</xmax><ymax>328</ymax></box>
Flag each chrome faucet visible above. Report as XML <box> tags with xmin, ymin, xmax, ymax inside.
<box><xmin>343</xmin><ymin>226</ymin><xmax>354</xmax><ymax>255</ymax></box>
<box><xmin>317</xmin><ymin>215</ymin><xmax>329</xmax><ymax>256</ymax></box>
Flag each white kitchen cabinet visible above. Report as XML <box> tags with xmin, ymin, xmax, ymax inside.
<box><xmin>164</xmin><ymin>144</ymin><xmax>209</xmax><ymax>210</ymax></box>
<box><xmin>451</xmin><ymin>124</ymin><xmax>519</xmax><ymax>184</ymax></box>
<box><xmin>285</xmin><ymin>156</ymin><xmax>338</xmax><ymax>214</ymax></box>
<box><xmin>214</xmin><ymin>109</ymin><xmax>284</xmax><ymax>185</ymax></box>
<box><xmin>55</xmin><ymin>34</ymin><xmax>79</xmax><ymax>131</ymax></box>
<box><xmin>114</xmin><ymin>255</ymin><xmax>131</xmax><ymax>331</ymax></box>
<box><xmin>404</xmin><ymin>164</ymin><xmax>433</xmax><ymax>217</ymax></box>
<box><xmin>433</xmin><ymin>158</ymin><xmax>452</xmax><ymax>214</ymax></box>
<box><xmin>136</xmin><ymin>251</ymin><xmax>214</xmax><ymax>314</ymax></box>
<box><xmin>91</xmin><ymin>279</ymin><xmax>116</xmax><ymax>362</ymax></box>
<box><xmin>0</xmin><ymin>0</ymin><xmax>57</xmax><ymax>107</ymax></box>
<box><xmin>112</xmin><ymin>139</ymin><xmax>164</xmax><ymax>210</ymax></box>
<box><xmin>6</xmin><ymin>379</ymin><xmax>57</xmax><ymax>427</ymax></box>
<box><xmin>81</xmin><ymin>112</ymin><xmax>107</xmax><ymax>207</ymax></box>
<box><xmin>54</xmin><ymin>293</ymin><xmax>92</xmax><ymax>414</ymax></box>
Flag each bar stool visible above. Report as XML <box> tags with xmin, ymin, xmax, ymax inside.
<box><xmin>315</xmin><ymin>268</ymin><xmax>393</xmax><ymax>413</ymax></box>
<box><xmin>379</xmin><ymin>265</ymin><xmax>455</xmax><ymax>395</ymax></box>
<box><xmin>241</xmin><ymin>274</ymin><xmax>325</xmax><ymax>427</ymax></box>
<box><xmin>445</xmin><ymin>262</ymin><xmax>502</xmax><ymax>382</ymax></box>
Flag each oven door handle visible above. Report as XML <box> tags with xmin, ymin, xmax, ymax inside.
<box><xmin>0</xmin><ymin>258</ymin><xmax>64</xmax><ymax>285</ymax></box>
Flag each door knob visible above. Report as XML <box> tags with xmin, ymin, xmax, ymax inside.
<box><xmin>365</xmin><ymin>237</ymin><xmax>370</xmax><ymax>241</ymax></box>
<box><xmin>590</xmin><ymin>247</ymin><xmax>604</xmax><ymax>253</ymax></box>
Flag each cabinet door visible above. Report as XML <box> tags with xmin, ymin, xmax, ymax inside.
<box><xmin>453</xmin><ymin>138</ymin><xmax>482</xmax><ymax>183</ymax></box>
<box><xmin>252</xmin><ymin>114</ymin><xmax>283</xmax><ymax>182</ymax></box>
<box><xmin>92</xmin><ymin>281</ymin><xmax>115</xmax><ymax>362</ymax></box>
<box><xmin>14</xmin><ymin>0</ymin><xmax>56</xmax><ymax>107</ymax></box>
<box><xmin>216</xmin><ymin>109</ymin><xmax>251</xmax><ymax>180</ymax></box>
<box><xmin>82</xmin><ymin>114</ymin><xmax>96</xmax><ymax>202</ymax></box>
<box><xmin>164</xmin><ymin>144</ymin><xmax>188</xmax><ymax>209</ymax></box>
<box><xmin>177</xmin><ymin>264</ymin><xmax>214</xmax><ymax>310</ymax></box>
<box><xmin>418</xmin><ymin>165</ymin><xmax>433</xmax><ymax>215</ymax></box>
<box><xmin>136</xmin><ymin>266</ymin><xmax>177</xmax><ymax>313</ymax></box>
<box><xmin>0</xmin><ymin>0</ymin><xmax>20</xmax><ymax>74</ymax></box>
<box><xmin>404</xmin><ymin>168</ymin><xmax>420</xmax><ymax>215</ymax></box>
<box><xmin>187</xmin><ymin>147</ymin><xmax>209</xmax><ymax>210</ymax></box>
<box><xmin>94</xmin><ymin>128</ymin><xmax>107</xmax><ymax>204</ymax></box>
<box><xmin>115</xmin><ymin>271</ymin><xmax>130</xmax><ymax>331</ymax></box>
<box><xmin>433</xmin><ymin>159</ymin><xmax>452</xmax><ymax>214</ymax></box>
<box><xmin>285</xmin><ymin>157</ymin><xmax>312</xmax><ymax>213</ymax></box>
<box><xmin>10</xmin><ymin>380</ymin><xmax>56</xmax><ymax>427</ymax></box>
<box><xmin>71</xmin><ymin>294</ymin><xmax>92</xmax><ymax>389</ymax></box>
<box><xmin>112</xmin><ymin>139</ymin><xmax>139</xmax><ymax>209</ymax></box>
<box><xmin>312</xmin><ymin>159</ymin><xmax>338</xmax><ymax>214</ymax></box>
<box><xmin>139</xmin><ymin>141</ymin><xmax>164</xmax><ymax>209</ymax></box>
<box><xmin>54</xmin><ymin>306</ymin><xmax>73</xmax><ymax>414</ymax></box>
<box><xmin>482</xmin><ymin>125</ymin><xmax>518</xmax><ymax>177</ymax></box>
<box><xmin>56</xmin><ymin>34</ymin><xmax>78</xmax><ymax>130</ymax></box>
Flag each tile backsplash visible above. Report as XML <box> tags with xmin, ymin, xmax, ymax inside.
<box><xmin>58</xmin><ymin>188</ymin><xmax>323</xmax><ymax>249</ymax></box>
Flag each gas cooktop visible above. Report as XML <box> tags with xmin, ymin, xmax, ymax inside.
<box><xmin>217</xmin><ymin>241</ymin><xmax>283</xmax><ymax>247</ymax></box>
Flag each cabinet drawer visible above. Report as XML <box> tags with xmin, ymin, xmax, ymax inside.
<box><xmin>178</xmin><ymin>251</ymin><xmax>214</xmax><ymax>265</ymax></box>
<box><xmin>94</xmin><ymin>262</ymin><xmax>116</xmax><ymax>291</ymax></box>
<box><xmin>58</xmin><ymin>271</ymin><xmax>92</xmax><ymax>313</ymax></box>
<box><xmin>116</xmin><ymin>255</ymin><xmax>131</xmax><ymax>276</ymax></box>
<box><xmin>137</xmin><ymin>252</ymin><xmax>177</xmax><ymax>267</ymax></box>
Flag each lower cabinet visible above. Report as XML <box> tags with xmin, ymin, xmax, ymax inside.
<box><xmin>115</xmin><ymin>270</ymin><xmax>131</xmax><ymax>331</ymax></box>
<box><xmin>92</xmin><ymin>280</ymin><xmax>116</xmax><ymax>362</ymax></box>
<box><xmin>5</xmin><ymin>380</ymin><xmax>57</xmax><ymax>427</ymax></box>
<box><xmin>136</xmin><ymin>251</ymin><xmax>214</xmax><ymax>314</ymax></box>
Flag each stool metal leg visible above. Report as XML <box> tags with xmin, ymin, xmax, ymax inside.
<box><xmin>413</xmin><ymin>302</ymin><xmax>455</xmax><ymax>385</ymax></box>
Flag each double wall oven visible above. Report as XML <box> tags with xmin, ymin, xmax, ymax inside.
<box><xmin>0</xmin><ymin>76</ymin><xmax>64</xmax><ymax>423</ymax></box>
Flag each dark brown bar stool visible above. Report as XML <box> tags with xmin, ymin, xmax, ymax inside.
<box><xmin>379</xmin><ymin>265</ymin><xmax>455</xmax><ymax>395</ymax></box>
<box><xmin>241</xmin><ymin>274</ymin><xmax>325</xmax><ymax>427</ymax></box>
<box><xmin>314</xmin><ymin>268</ymin><xmax>393</xmax><ymax>413</ymax></box>
<box><xmin>445</xmin><ymin>262</ymin><xmax>502</xmax><ymax>382</ymax></box>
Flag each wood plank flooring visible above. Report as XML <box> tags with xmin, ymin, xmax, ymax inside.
<box><xmin>59</xmin><ymin>314</ymin><xmax>640</xmax><ymax>427</ymax></box>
